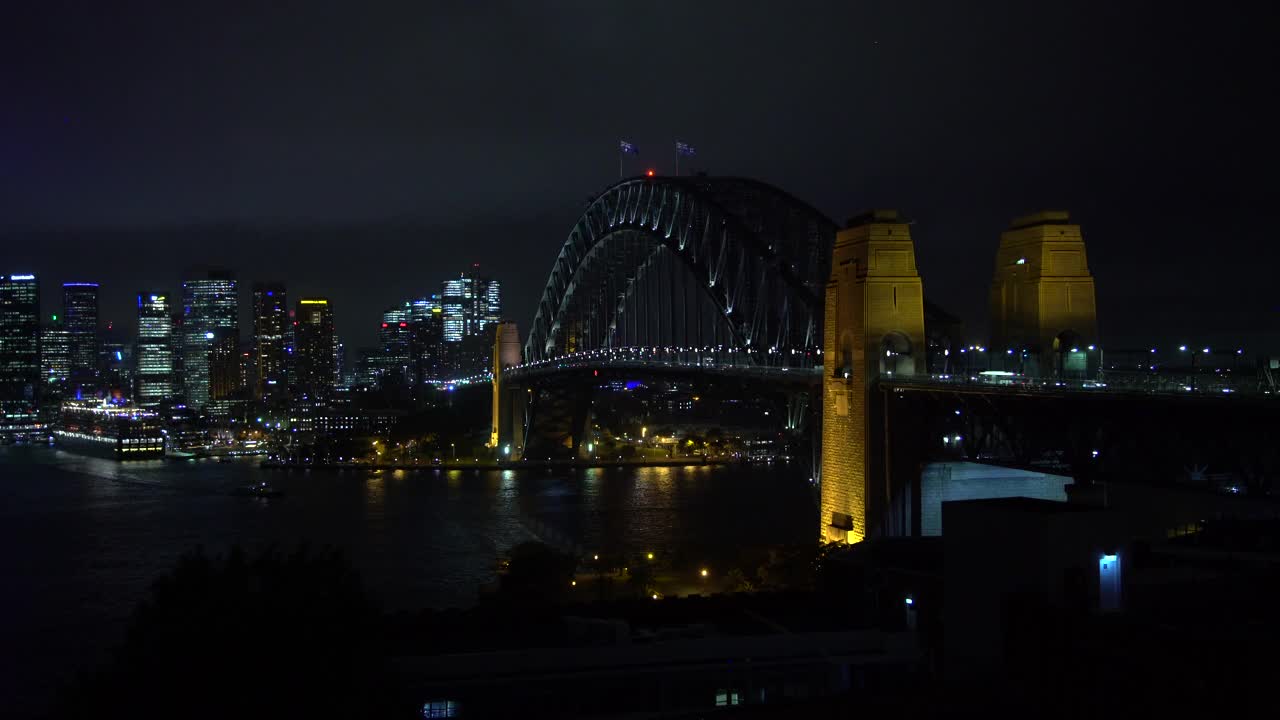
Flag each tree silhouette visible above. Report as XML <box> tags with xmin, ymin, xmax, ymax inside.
<box><xmin>58</xmin><ymin>545</ymin><xmax>392</xmax><ymax>719</ymax></box>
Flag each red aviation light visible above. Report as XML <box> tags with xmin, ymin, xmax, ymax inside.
<box><xmin>646</xmin><ymin>169</ymin><xmax>655</xmax><ymax>177</ymax></box>
<box><xmin>399</xmin><ymin>322</ymin><xmax>407</xmax><ymax>327</ymax></box>
<box><xmin>381</xmin><ymin>323</ymin><xmax>388</xmax><ymax>328</ymax></box>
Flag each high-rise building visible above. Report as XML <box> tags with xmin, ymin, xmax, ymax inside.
<box><xmin>441</xmin><ymin>279</ymin><xmax>468</xmax><ymax>344</ymax></box>
<box><xmin>181</xmin><ymin>272</ymin><xmax>238</xmax><ymax>410</ymax></box>
<box><xmin>208</xmin><ymin>329</ymin><xmax>243</xmax><ymax>417</ymax></box>
<box><xmin>0</xmin><ymin>274</ymin><xmax>41</xmax><ymax>428</ymax></box>
<box><xmin>101</xmin><ymin>338</ymin><xmax>133</xmax><ymax>401</ymax></box>
<box><xmin>62</xmin><ymin>282</ymin><xmax>100</xmax><ymax>379</ymax></box>
<box><xmin>294</xmin><ymin>298</ymin><xmax>335</xmax><ymax>400</ymax></box>
<box><xmin>379</xmin><ymin>305</ymin><xmax>412</xmax><ymax>384</ymax></box>
<box><xmin>439</xmin><ymin>269</ymin><xmax>502</xmax><ymax>376</ymax></box>
<box><xmin>136</xmin><ymin>292</ymin><xmax>175</xmax><ymax>406</ymax></box>
<box><xmin>251</xmin><ymin>283</ymin><xmax>288</xmax><ymax>402</ymax></box>
<box><xmin>333</xmin><ymin>341</ymin><xmax>346</xmax><ymax>391</ymax></box>
<box><xmin>40</xmin><ymin>316</ymin><xmax>70</xmax><ymax>389</ymax></box>
<box><xmin>410</xmin><ymin>295</ymin><xmax>445</xmax><ymax>383</ymax></box>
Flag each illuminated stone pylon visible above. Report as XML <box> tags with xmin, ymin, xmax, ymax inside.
<box><xmin>490</xmin><ymin>321</ymin><xmax>525</xmax><ymax>458</ymax></box>
<box><xmin>989</xmin><ymin>211</ymin><xmax>1098</xmax><ymax>377</ymax></box>
<box><xmin>820</xmin><ymin>210</ymin><xmax>926</xmax><ymax>543</ymax></box>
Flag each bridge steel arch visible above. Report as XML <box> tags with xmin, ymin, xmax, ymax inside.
<box><xmin>524</xmin><ymin>176</ymin><xmax>839</xmax><ymax>366</ymax></box>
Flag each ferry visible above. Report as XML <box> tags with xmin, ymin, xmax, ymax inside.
<box><xmin>54</xmin><ymin>400</ymin><xmax>166</xmax><ymax>460</ymax></box>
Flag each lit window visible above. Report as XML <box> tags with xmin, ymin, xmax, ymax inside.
<box><xmin>422</xmin><ymin>700</ymin><xmax>457</xmax><ymax>718</ymax></box>
<box><xmin>715</xmin><ymin>690</ymin><xmax>740</xmax><ymax>707</ymax></box>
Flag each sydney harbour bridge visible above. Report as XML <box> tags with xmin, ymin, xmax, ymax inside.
<box><xmin>484</xmin><ymin>175</ymin><xmax>1278</xmax><ymax>544</ymax></box>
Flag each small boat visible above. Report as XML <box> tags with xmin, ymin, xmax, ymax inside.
<box><xmin>216</xmin><ymin>457</ymin><xmax>232</xmax><ymax>463</ymax></box>
<box><xmin>232</xmin><ymin>482</ymin><xmax>284</xmax><ymax>498</ymax></box>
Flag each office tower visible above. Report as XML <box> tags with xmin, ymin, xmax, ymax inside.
<box><xmin>294</xmin><ymin>298</ymin><xmax>335</xmax><ymax>400</ymax></box>
<box><xmin>481</xmin><ymin>277</ymin><xmax>501</xmax><ymax>331</ymax></box>
<box><xmin>238</xmin><ymin>344</ymin><xmax>254</xmax><ymax>398</ymax></box>
<box><xmin>333</xmin><ymin>341</ymin><xmax>345</xmax><ymax>391</ymax></box>
<box><xmin>0</xmin><ymin>274</ymin><xmax>41</xmax><ymax>427</ymax></box>
<box><xmin>62</xmin><ymin>282</ymin><xmax>100</xmax><ymax>378</ymax></box>
<box><xmin>354</xmin><ymin>348</ymin><xmax>380</xmax><ymax>388</ymax></box>
<box><xmin>410</xmin><ymin>295</ymin><xmax>444</xmax><ymax>383</ymax></box>
<box><xmin>440</xmin><ymin>278</ymin><xmax>468</xmax><ymax>344</ymax></box>
<box><xmin>181</xmin><ymin>271</ymin><xmax>238</xmax><ymax>410</ymax></box>
<box><xmin>251</xmin><ymin>283</ymin><xmax>287</xmax><ymax>402</ymax></box>
<box><xmin>101</xmin><ymin>338</ymin><xmax>133</xmax><ymax>401</ymax></box>
<box><xmin>136</xmin><ymin>292</ymin><xmax>175</xmax><ymax>406</ymax></box>
<box><xmin>379</xmin><ymin>305</ymin><xmax>412</xmax><ymax>384</ymax></box>
<box><xmin>207</xmin><ymin>329</ymin><xmax>242</xmax><ymax>416</ymax></box>
<box><xmin>439</xmin><ymin>269</ymin><xmax>502</xmax><ymax>375</ymax></box>
<box><xmin>40</xmin><ymin>316</ymin><xmax>70</xmax><ymax>389</ymax></box>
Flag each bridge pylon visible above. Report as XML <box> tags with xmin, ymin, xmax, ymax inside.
<box><xmin>989</xmin><ymin>211</ymin><xmax>1098</xmax><ymax>378</ymax></box>
<box><xmin>490</xmin><ymin>321</ymin><xmax>526</xmax><ymax>459</ymax></box>
<box><xmin>820</xmin><ymin>210</ymin><xmax>927</xmax><ymax>544</ymax></box>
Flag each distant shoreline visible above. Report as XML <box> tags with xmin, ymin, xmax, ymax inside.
<box><xmin>260</xmin><ymin>457</ymin><xmax>757</xmax><ymax>472</ymax></box>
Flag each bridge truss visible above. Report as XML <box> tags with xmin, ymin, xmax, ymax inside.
<box><xmin>524</xmin><ymin>177</ymin><xmax>837</xmax><ymax>369</ymax></box>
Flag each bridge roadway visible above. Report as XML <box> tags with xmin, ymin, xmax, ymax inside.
<box><xmin>499</xmin><ymin>348</ymin><xmax>1268</xmax><ymax>399</ymax></box>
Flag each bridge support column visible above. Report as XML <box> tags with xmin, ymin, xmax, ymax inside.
<box><xmin>821</xmin><ymin>210</ymin><xmax>926</xmax><ymax>544</ymax></box>
<box><xmin>989</xmin><ymin>211</ymin><xmax>1098</xmax><ymax>378</ymax></box>
<box><xmin>491</xmin><ymin>322</ymin><xmax>525</xmax><ymax>459</ymax></box>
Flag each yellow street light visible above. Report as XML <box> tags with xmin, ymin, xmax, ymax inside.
<box><xmin>647</xmin><ymin>552</ymin><xmax>654</xmax><ymax>560</ymax></box>
<box><xmin>700</xmin><ymin>568</ymin><xmax>709</xmax><ymax>578</ymax></box>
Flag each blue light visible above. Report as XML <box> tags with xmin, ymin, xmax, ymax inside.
<box><xmin>1100</xmin><ymin>553</ymin><xmax>1117</xmax><ymax>564</ymax></box>
<box><xmin>10</xmin><ymin>274</ymin><xmax>35</xmax><ymax>281</ymax></box>
<box><xmin>205</xmin><ymin>331</ymin><xmax>215</xmax><ymax>339</ymax></box>
<box><xmin>267</xmin><ymin>291</ymin><xmax>274</xmax><ymax>296</ymax></box>
<box><xmin>904</xmin><ymin>597</ymin><xmax>914</xmax><ymax>606</ymax></box>
<box><xmin>115</xmin><ymin>350</ymin><xmax>123</xmax><ymax>361</ymax></box>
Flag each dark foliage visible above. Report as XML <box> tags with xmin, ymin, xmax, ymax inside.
<box><xmin>57</xmin><ymin>545</ymin><xmax>391</xmax><ymax>719</ymax></box>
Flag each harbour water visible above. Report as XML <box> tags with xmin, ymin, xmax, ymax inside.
<box><xmin>0</xmin><ymin>445</ymin><xmax>813</xmax><ymax>714</ymax></box>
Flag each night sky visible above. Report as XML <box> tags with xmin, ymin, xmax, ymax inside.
<box><xmin>2</xmin><ymin>2</ymin><xmax>1275</xmax><ymax>351</ymax></box>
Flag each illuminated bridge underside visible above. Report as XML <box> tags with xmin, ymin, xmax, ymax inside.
<box><xmin>525</xmin><ymin>177</ymin><xmax>838</xmax><ymax>367</ymax></box>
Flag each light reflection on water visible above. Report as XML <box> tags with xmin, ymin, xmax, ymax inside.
<box><xmin>1</xmin><ymin>446</ymin><xmax>812</xmax><ymax>712</ymax></box>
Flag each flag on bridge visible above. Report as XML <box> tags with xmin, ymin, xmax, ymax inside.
<box><xmin>619</xmin><ymin>140</ymin><xmax>639</xmax><ymax>155</ymax></box>
<box><xmin>676</xmin><ymin>141</ymin><xmax>696</xmax><ymax>157</ymax></box>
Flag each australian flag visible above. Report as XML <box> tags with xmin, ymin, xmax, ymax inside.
<box><xmin>676</xmin><ymin>141</ymin><xmax>696</xmax><ymax>157</ymax></box>
<box><xmin>619</xmin><ymin>140</ymin><xmax>639</xmax><ymax>155</ymax></box>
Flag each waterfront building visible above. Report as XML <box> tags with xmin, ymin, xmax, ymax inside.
<box><xmin>0</xmin><ymin>274</ymin><xmax>41</xmax><ymax>430</ymax></box>
<box><xmin>62</xmin><ymin>282</ymin><xmax>100</xmax><ymax>379</ymax></box>
<box><xmin>181</xmin><ymin>271</ymin><xmax>238</xmax><ymax>410</ymax></box>
<box><xmin>251</xmin><ymin>283</ymin><xmax>287</xmax><ymax>402</ymax></box>
<box><xmin>136</xmin><ymin>292</ymin><xmax>175</xmax><ymax>406</ymax></box>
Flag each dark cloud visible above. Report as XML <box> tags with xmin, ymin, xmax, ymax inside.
<box><xmin>1</xmin><ymin>1</ymin><xmax>1275</xmax><ymax>350</ymax></box>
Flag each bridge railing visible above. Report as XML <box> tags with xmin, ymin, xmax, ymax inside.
<box><xmin>502</xmin><ymin>345</ymin><xmax>822</xmax><ymax>379</ymax></box>
<box><xmin>886</xmin><ymin>371</ymin><xmax>1273</xmax><ymax>397</ymax></box>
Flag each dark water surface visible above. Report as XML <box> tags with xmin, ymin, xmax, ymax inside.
<box><xmin>0</xmin><ymin>446</ymin><xmax>812</xmax><ymax>714</ymax></box>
